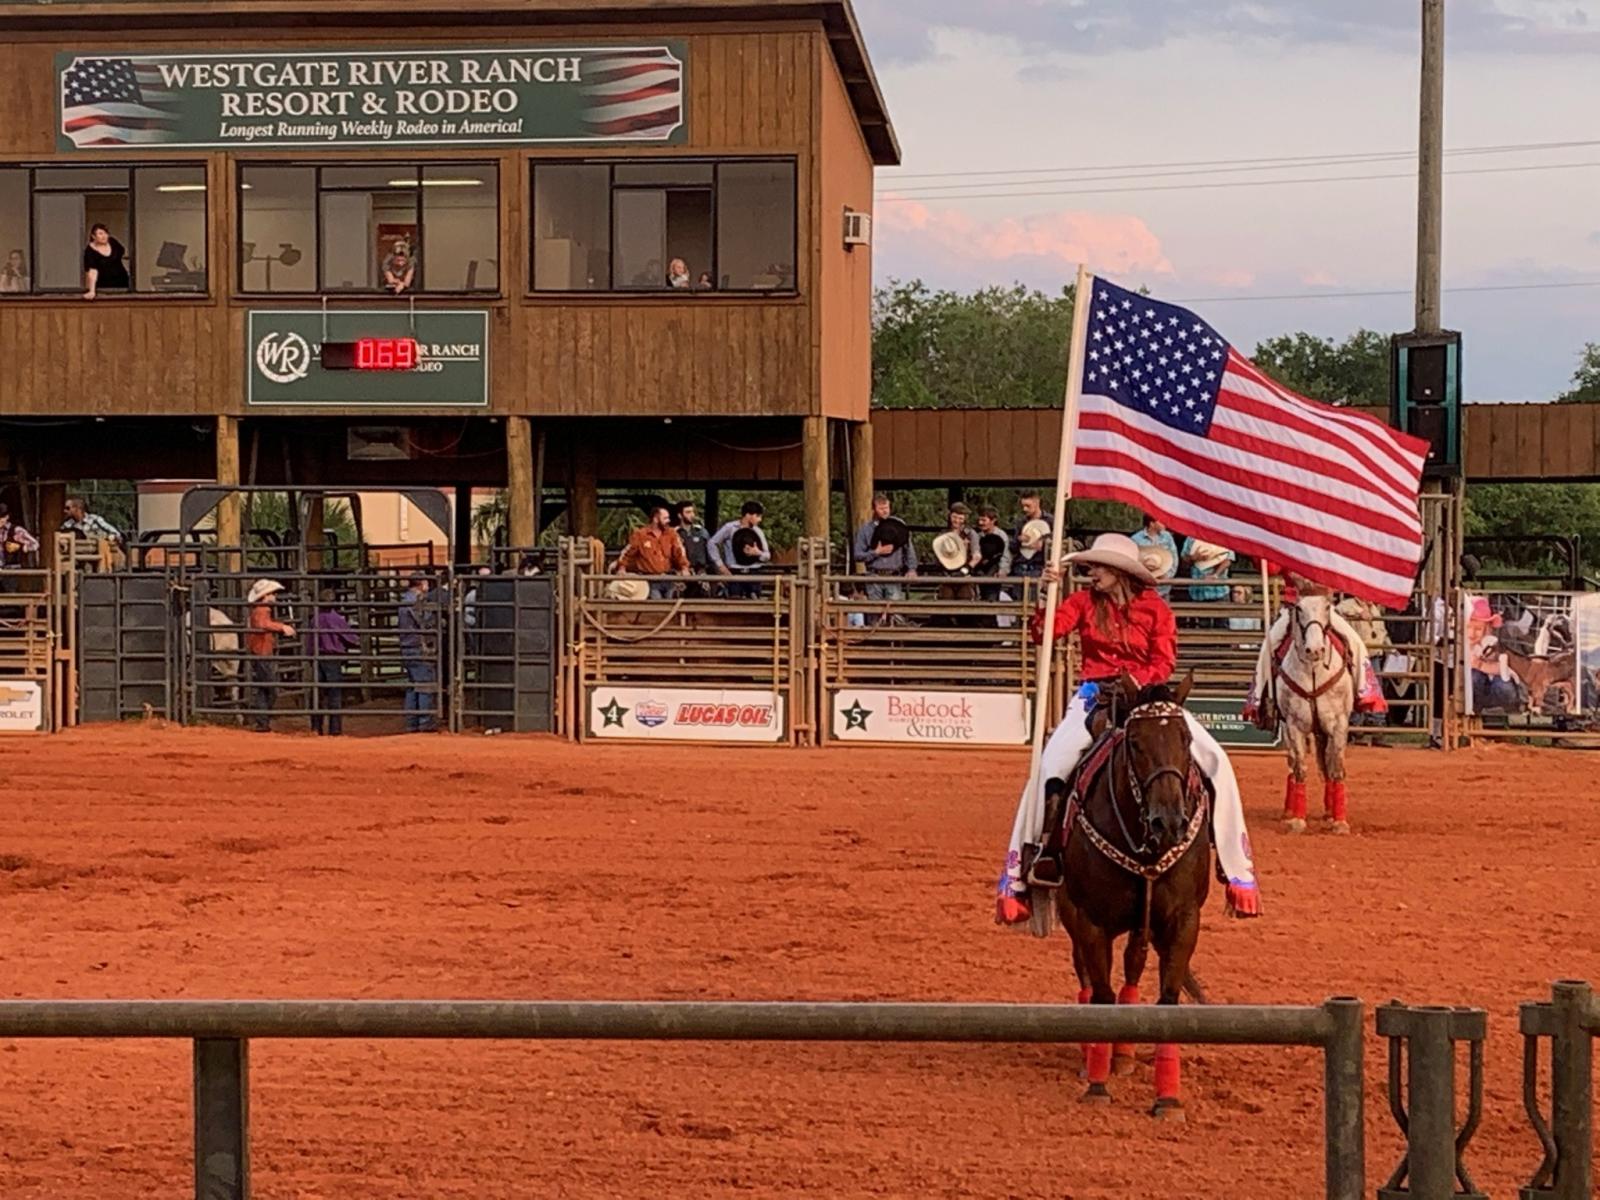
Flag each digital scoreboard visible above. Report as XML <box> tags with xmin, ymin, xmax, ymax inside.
<box><xmin>319</xmin><ymin>337</ymin><xmax>420</xmax><ymax>371</ymax></box>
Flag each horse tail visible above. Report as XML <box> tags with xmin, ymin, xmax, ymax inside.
<box><xmin>1181</xmin><ymin>971</ymin><xmax>1209</xmax><ymax>1006</ymax></box>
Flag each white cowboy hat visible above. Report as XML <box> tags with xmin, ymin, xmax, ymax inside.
<box><xmin>246</xmin><ymin>579</ymin><xmax>284</xmax><ymax>604</ymax></box>
<box><xmin>1017</xmin><ymin>518</ymin><xmax>1051</xmax><ymax>558</ymax></box>
<box><xmin>1187</xmin><ymin>540</ymin><xmax>1233</xmax><ymax>571</ymax></box>
<box><xmin>604</xmin><ymin>577</ymin><xmax>650</xmax><ymax>601</ymax></box>
<box><xmin>932</xmin><ymin>531</ymin><xmax>969</xmax><ymax>572</ymax></box>
<box><xmin>1067</xmin><ymin>533</ymin><xmax>1159</xmax><ymax>586</ymax></box>
<box><xmin>1138</xmin><ymin>543</ymin><xmax>1177</xmax><ymax>580</ymax></box>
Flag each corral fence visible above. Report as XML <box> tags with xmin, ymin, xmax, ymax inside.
<box><xmin>0</xmin><ymin>534</ymin><xmax>76</xmax><ymax>734</ymax></box>
<box><xmin>1519</xmin><ymin>980</ymin><xmax>1597</xmax><ymax>1200</ymax></box>
<box><xmin>0</xmin><ymin>996</ymin><xmax>1368</xmax><ymax>1200</ymax></box>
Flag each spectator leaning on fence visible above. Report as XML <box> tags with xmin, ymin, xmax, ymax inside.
<box><xmin>0</xmin><ymin>503</ymin><xmax>40</xmax><ymax>568</ymax></box>
<box><xmin>616</xmin><ymin>504</ymin><xmax>691</xmax><ymax>599</ymax></box>
<box><xmin>398</xmin><ymin>573</ymin><xmax>438</xmax><ymax>734</ymax></box>
<box><xmin>245</xmin><ymin>579</ymin><xmax>295</xmax><ymax>735</ymax></box>
<box><xmin>708</xmin><ymin>500</ymin><xmax>771</xmax><ymax>598</ymax></box>
<box><xmin>60</xmin><ymin>496</ymin><xmax>122</xmax><ymax>546</ymax></box>
<box><xmin>1130</xmin><ymin>513</ymin><xmax>1180</xmax><ymax>600</ymax></box>
<box><xmin>853</xmin><ymin>493</ymin><xmax>917</xmax><ymax>601</ymax></box>
<box><xmin>311</xmin><ymin>588</ymin><xmax>357</xmax><ymax>737</ymax></box>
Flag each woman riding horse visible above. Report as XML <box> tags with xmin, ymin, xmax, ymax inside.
<box><xmin>997</xmin><ymin>533</ymin><xmax>1262</xmax><ymax>925</ymax></box>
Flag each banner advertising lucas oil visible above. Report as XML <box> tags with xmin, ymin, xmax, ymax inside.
<box><xmin>587</xmin><ymin>687</ymin><xmax>786</xmax><ymax>743</ymax></box>
<box><xmin>829</xmin><ymin>689</ymin><xmax>1030</xmax><ymax>746</ymax></box>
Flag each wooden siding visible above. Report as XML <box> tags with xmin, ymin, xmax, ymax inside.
<box><xmin>0</xmin><ymin>26</ymin><xmax>833</xmax><ymax>418</ymax></box>
<box><xmin>873</xmin><ymin>406</ymin><xmax>1600</xmax><ymax>484</ymax></box>
<box><xmin>813</xmin><ymin>34</ymin><xmax>873</xmax><ymax>423</ymax></box>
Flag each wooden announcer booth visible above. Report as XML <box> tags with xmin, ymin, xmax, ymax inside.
<box><xmin>0</xmin><ymin>0</ymin><xmax>897</xmax><ymax>551</ymax></box>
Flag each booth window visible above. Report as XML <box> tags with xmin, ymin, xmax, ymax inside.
<box><xmin>531</xmin><ymin>159</ymin><xmax>796</xmax><ymax>293</ymax></box>
<box><xmin>238</xmin><ymin>162</ymin><xmax>499</xmax><ymax>294</ymax></box>
<box><xmin>0</xmin><ymin>164</ymin><xmax>208</xmax><ymax>295</ymax></box>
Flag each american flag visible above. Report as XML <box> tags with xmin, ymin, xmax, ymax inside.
<box><xmin>1072</xmin><ymin>276</ymin><xmax>1429</xmax><ymax>608</ymax></box>
<box><xmin>581</xmin><ymin>48</ymin><xmax>683</xmax><ymax>139</ymax></box>
<box><xmin>61</xmin><ymin>57</ymin><xmax>180</xmax><ymax>148</ymax></box>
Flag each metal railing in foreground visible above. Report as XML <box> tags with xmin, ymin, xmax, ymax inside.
<box><xmin>1520</xmin><ymin>980</ymin><xmax>1597</xmax><ymax>1200</ymax></box>
<box><xmin>0</xmin><ymin>996</ymin><xmax>1365</xmax><ymax>1200</ymax></box>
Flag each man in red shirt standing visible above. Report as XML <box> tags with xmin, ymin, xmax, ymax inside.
<box><xmin>997</xmin><ymin>533</ymin><xmax>1260</xmax><ymax>925</ymax></box>
<box><xmin>245</xmin><ymin>579</ymin><xmax>295</xmax><ymax>733</ymax></box>
<box><xmin>615</xmin><ymin>504</ymin><xmax>691</xmax><ymax>599</ymax></box>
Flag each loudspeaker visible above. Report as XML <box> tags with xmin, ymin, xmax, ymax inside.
<box><xmin>1407</xmin><ymin>343</ymin><xmax>1449</xmax><ymax>403</ymax></box>
<box><xmin>1408</xmin><ymin>405</ymin><xmax>1450</xmax><ymax>469</ymax></box>
<box><xmin>1390</xmin><ymin>331</ymin><xmax>1462</xmax><ymax>478</ymax></box>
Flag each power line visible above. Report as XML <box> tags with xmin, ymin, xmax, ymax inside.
<box><xmin>1175</xmin><ymin>279</ymin><xmax>1600</xmax><ymax>304</ymax></box>
<box><xmin>876</xmin><ymin>159</ymin><xmax>1600</xmax><ymax>203</ymax></box>
<box><xmin>877</xmin><ymin>138</ymin><xmax>1600</xmax><ymax>184</ymax></box>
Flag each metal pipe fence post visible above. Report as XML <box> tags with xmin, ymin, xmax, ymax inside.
<box><xmin>193</xmin><ymin>1037</ymin><xmax>249</xmax><ymax>1200</ymax></box>
<box><xmin>1378</xmin><ymin>1003</ymin><xmax>1488</xmax><ymax>1200</ymax></box>
<box><xmin>1322</xmin><ymin>997</ymin><xmax>1364</xmax><ymax>1200</ymax></box>
<box><xmin>1550</xmin><ymin>980</ymin><xmax>1594</xmax><ymax>1200</ymax></box>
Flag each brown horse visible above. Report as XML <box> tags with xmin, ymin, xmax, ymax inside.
<box><xmin>1046</xmin><ymin>672</ymin><xmax>1212</xmax><ymax>1119</ymax></box>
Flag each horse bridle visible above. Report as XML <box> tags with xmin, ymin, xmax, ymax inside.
<box><xmin>1291</xmin><ymin>601</ymin><xmax>1338</xmax><ymax>671</ymax></box>
<box><xmin>1276</xmin><ymin>599</ymin><xmax>1350</xmax><ymax>710</ymax></box>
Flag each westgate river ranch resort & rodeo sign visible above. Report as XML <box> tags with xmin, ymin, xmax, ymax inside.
<box><xmin>57</xmin><ymin>45</ymin><xmax>686</xmax><ymax>150</ymax></box>
<box><xmin>248</xmin><ymin>310</ymin><xmax>489</xmax><ymax>407</ymax></box>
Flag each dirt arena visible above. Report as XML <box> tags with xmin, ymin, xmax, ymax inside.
<box><xmin>2</xmin><ymin>726</ymin><xmax>1596</xmax><ymax>1199</ymax></box>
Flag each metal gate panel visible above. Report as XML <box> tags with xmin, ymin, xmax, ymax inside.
<box><xmin>77</xmin><ymin>573</ymin><xmax>174</xmax><ymax>723</ymax></box>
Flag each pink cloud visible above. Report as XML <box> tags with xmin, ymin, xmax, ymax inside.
<box><xmin>1300</xmin><ymin>269</ymin><xmax>1339</xmax><ymax>288</ymax></box>
<box><xmin>876</xmin><ymin>196</ymin><xmax>1173</xmax><ymax>277</ymax></box>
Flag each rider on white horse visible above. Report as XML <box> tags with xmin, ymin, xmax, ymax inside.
<box><xmin>1247</xmin><ymin>571</ymin><xmax>1379</xmax><ymax>728</ymax></box>
<box><xmin>996</xmin><ymin>533</ymin><xmax>1262</xmax><ymax>927</ymax></box>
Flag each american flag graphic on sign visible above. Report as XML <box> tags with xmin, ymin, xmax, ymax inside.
<box><xmin>581</xmin><ymin>47</ymin><xmax>684</xmax><ymax>139</ymax></box>
<box><xmin>61</xmin><ymin>57</ymin><xmax>180</xmax><ymax>148</ymax></box>
<box><xmin>1072</xmin><ymin>276</ymin><xmax>1429</xmax><ymax>608</ymax></box>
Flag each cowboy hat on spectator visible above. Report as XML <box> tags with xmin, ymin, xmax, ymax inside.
<box><xmin>932</xmin><ymin>531</ymin><xmax>969</xmax><ymax>572</ymax></box>
<box><xmin>246</xmin><ymin>579</ymin><xmax>284</xmax><ymax>604</ymax></box>
<box><xmin>1066</xmin><ymin>533</ymin><xmax>1159</xmax><ymax>586</ymax></box>
<box><xmin>1017</xmin><ymin>518</ymin><xmax>1051</xmax><ymax>558</ymax></box>
<box><xmin>1138</xmin><ymin>543</ymin><xmax>1177</xmax><ymax>581</ymax></box>
<box><xmin>604</xmin><ymin>578</ymin><xmax>650</xmax><ymax>602</ymax></box>
<box><xmin>1187</xmin><ymin>540</ymin><xmax>1233</xmax><ymax>571</ymax></box>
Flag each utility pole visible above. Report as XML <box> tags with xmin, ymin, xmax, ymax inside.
<box><xmin>1415</xmin><ymin>0</ymin><xmax>1444</xmax><ymax>334</ymax></box>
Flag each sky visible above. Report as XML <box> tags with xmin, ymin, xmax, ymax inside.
<box><xmin>853</xmin><ymin>0</ymin><xmax>1600</xmax><ymax>402</ymax></box>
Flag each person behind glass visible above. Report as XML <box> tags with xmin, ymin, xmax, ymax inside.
<box><xmin>309</xmin><ymin>588</ymin><xmax>357</xmax><ymax>737</ymax></box>
<box><xmin>397</xmin><ymin>573</ymin><xmax>438</xmax><ymax>733</ymax></box>
<box><xmin>666</xmin><ymin>257</ymin><xmax>691</xmax><ymax>289</ymax></box>
<box><xmin>708</xmin><ymin>500</ymin><xmax>770</xmax><ymax>599</ymax></box>
<box><xmin>0</xmin><ymin>249</ymin><xmax>29</xmax><ymax>293</ymax></box>
<box><xmin>82</xmin><ymin>223</ymin><xmax>129</xmax><ymax>299</ymax></box>
<box><xmin>245</xmin><ymin>579</ymin><xmax>295</xmax><ymax>734</ymax></box>
<box><xmin>695</xmin><ymin>271</ymin><xmax>715</xmax><ymax>291</ymax></box>
<box><xmin>995</xmin><ymin>533</ymin><xmax>1261</xmax><ymax>924</ymax></box>
<box><xmin>615</xmin><ymin>503</ymin><xmax>691</xmax><ymax>598</ymax></box>
<box><xmin>853</xmin><ymin>492</ymin><xmax>917</xmax><ymax>601</ymax></box>
<box><xmin>383</xmin><ymin>241</ymin><xmax>415</xmax><ymax>294</ymax></box>
<box><xmin>1009</xmin><ymin>490</ymin><xmax>1051</xmax><ymax>579</ymax></box>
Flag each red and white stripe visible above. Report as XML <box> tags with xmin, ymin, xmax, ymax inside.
<box><xmin>583</xmin><ymin>50</ymin><xmax>683</xmax><ymax>139</ymax></box>
<box><xmin>1074</xmin><ymin>345</ymin><xmax>1429</xmax><ymax>608</ymax></box>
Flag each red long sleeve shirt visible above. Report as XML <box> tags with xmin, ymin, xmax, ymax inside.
<box><xmin>1029</xmin><ymin>589</ymin><xmax>1178</xmax><ymax>688</ymax></box>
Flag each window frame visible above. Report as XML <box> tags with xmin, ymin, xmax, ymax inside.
<box><xmin>235</xmin><ymin>159</ymin><xmax>502</xmax><ymax>298</ymax></box>
<box><xmin>0</xmin><ymin>162</ymin><xmax>211</xmax><ymax>298</ymax></box>
<box><xmin>529</xmin><ymin>156</ymin><xmax>799</xmax><ymax>297</ymax></box>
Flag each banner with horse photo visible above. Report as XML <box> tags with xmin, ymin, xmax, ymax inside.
<box><xmin>1461</xmin><ymin>591</ymin><xmax>1587</xmax><ymax>724</ymax></box>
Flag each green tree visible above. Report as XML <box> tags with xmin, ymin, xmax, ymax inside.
<box><xmin>1556</xmin><ymin>343</ymin><xmax>1600</xmax><ymax>403</ymax></box>
<box><xmin>1465</xmin><ymin>483</ymin><xmax>1600</xmax><ymax>577</ymax></box>
<box><xmin>872</xmin><ymin>280</ymin><xmax>1077</xmax><ymax>409</ymax></box>
<box><xmin>1248</xmin><ymin>329</ymin><xmax>1390</xmax><ymax>407</ymax></box>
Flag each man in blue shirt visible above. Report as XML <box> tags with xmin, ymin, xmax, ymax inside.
<box><xmin>1130</xmin><ymin>513</ymin><xmax>1179</xmax><ymax>600</ymax></box>
<box><xmin>1181</xmin><ymin>537</ymin><xmax>1236</xmax><ymax>609</ymax></box>
<box><xmin>708</xmin><ymin>500</ymin><xmax>771</xmax><ymax>599</ymax></box>
<box><xmin>853</xmin><ymin>493</ymin><xmax>917</xmax><ymax>600</ymax></box>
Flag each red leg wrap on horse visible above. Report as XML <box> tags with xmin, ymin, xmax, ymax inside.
<box><xmin>1153</xmin><ymin>1043</ymin><xmax>1181</xmax><ymax>1100</ymax></box>
<box><xmin>1326</xmin><ymin>780</ymin><xmax>1348</xmax><ymax>822</ymax></box>
<box><xmin>1086</xmin><ymin>1042</ymin><xmax>1113</xmax><ymax>1085</ymax></box>
<box><xmin>1283</xmin><ymin>777</ymin><xmax>1308</xmax><ymax>820</ymax></box>
<box><xmin>1077</xmin><ymin>988</ymin><xmax>1093</xmax><ymax>1005</ymax></box>
<box><xmin>1114</xmin><ymin>985</ymin><xmax>1140</xmax><ymax>1059</ymax></box>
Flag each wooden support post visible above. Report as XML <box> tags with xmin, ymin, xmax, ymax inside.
<box><xmin>215</xmin><ymin>415</ymin><xmax>241</xmax><ymax>554</ymax></box>
<box><xmin>38</xmin><ymin>482</ymin><xmax>66</xmax><ymax>572</ymax></box>
<box><xmin>304</xmin><ymin>493</ymin><xmax>325</xmax><ymax>574</ymax></box>
<box><xmin>453</xmin><ymin>484</ymin><xmax>473</xmax><ymax>566</ymax></box>
<box><xmin>847</xmin><ymin>419</ymin><xmax>874</xmax><ymax>552</ymax></box>
<box><xmin>570</xmin><ymin>441</ymin><xmax>599</xmax><ymax>539</ymax></box>
<box><xmin>802</xmin><ymin>416</ymin><xmax>829</xmax><ymax>542</ymax></box>
<box><xmin>506</xmin><ymin>416</ymin><xmax>536</xmax><ymax>549</ymax></box>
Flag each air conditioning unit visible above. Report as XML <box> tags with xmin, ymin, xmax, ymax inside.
<box><xmin>843</xmin><ymin>209</ymin><xmax>872</xmax><ymax>248</ymax></box>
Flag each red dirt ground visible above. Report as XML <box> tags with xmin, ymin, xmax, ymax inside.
<box><xmin>2</xmin><ymin>725</ymin><xmax>1596</xmax><ymax>1199</ymax></box>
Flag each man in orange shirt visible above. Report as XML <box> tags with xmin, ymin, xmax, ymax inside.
<box><xmin>245</xmin><ymin>578</ymin><xmax>296</xmax><ymax>733</ymax></box>
<box><xmin>616</xmin><ymin>504</ymin><xmax>691</xmax><ymax>598</ymax></box>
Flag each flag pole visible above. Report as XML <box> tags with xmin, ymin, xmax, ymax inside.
<box><xmin>1025</xmin><ymin>263</ymin><xmax>1095</xmax><ymax>824</ymax></box>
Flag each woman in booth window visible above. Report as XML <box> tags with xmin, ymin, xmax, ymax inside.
<box><xmin>83</xmin><ymin>223</ymin><xmax>130</xmax><ymax>299</ymax></box>
<box><xmin>0</xmin><ymin>249</ymin><xmax>29</xmax><ymax>293</ymax></box>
